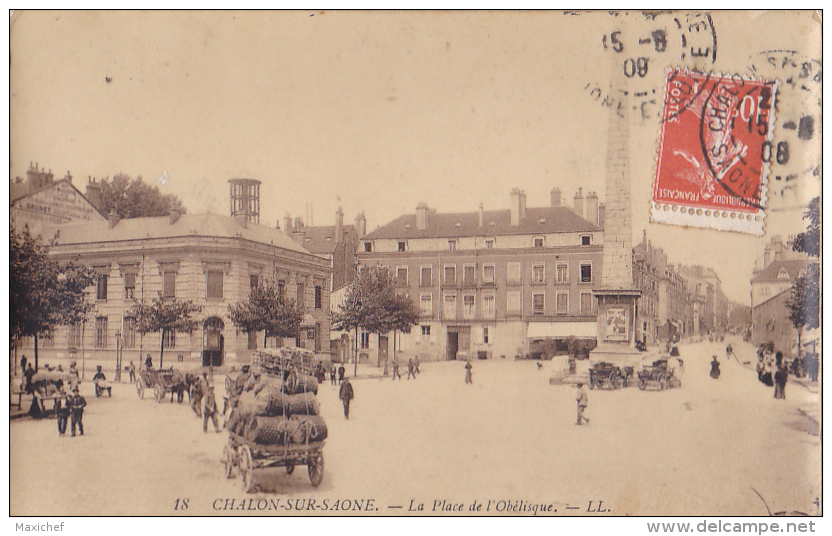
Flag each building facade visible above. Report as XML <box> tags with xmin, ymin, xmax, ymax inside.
<box><xmin>11</xmin><ymin>164</ymin><xmax>104</xmax><ymax>228</ymax></box>
<box><xmin>17</xmin><ymin>212</ymin><xmax>331</xmax><ymax>373</ymax></box>
<box><xmin>750</xmin><ymin>235</ymin><xmax>812</xmax><ymax>354</ymax></box>
<box><xmin>356</xmin><ymin>188</ymin><xmax>604</xmax><ymax>363</ymax></box>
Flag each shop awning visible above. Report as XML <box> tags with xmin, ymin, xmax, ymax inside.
<box><xmin>527</xmin><ymin>321</ymin><xmax>596</xmax><ymax>339</ymax></box>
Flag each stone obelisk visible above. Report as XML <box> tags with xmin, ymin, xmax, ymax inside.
<box><xmin>590</xmin><ymin>59</ymin><xmax>642</xmax><ymax>365</ymax></box>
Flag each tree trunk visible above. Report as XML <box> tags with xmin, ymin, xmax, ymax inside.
<box><xmin>393</xmin><ymin>330</ymin><xmax>397</xmax><ymax>365</ymax></box>
<box><xmin>159</xmin><ymin>328</ymin><xmax>165</xmax><ymax>369</ymax></box>
<box><xmin>264</xmin><ymin>330</ymin><xmax>268</xmax><ymax>348</ymax></box>
<box><xmin>354</xmin><ymin>327</ymin><xmax>358</xmax><ymax>377</ymax></box>
<box><xmin>34</xmin><ymin>333</ymin><xmax>39</xmax><ymax>372</ymax></box>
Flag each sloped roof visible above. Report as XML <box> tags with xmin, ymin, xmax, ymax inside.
<box><xmin>10</xmin><ymin>178</ymin><xmax>105</xmax><ymax>218</ymax></box>
<box><xmin>35</xmin><ymin>213</ymin><xmax>312</xmax><ymax>255</ymax></box>
<box><xmin>364</xmin><ymin>206</ymin><xmax>600</xmax><ymax>240</ymax></box>
<box><xmin>298</xmin><ymin>224</ymin><xmax>359</xmax><ymax>254</ymax></box>
<box><xmin>751</xmin><ymin>258</ymin><xmax>812</xmax><ymax>284</ymax></box>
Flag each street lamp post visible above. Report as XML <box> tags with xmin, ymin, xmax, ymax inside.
<box><xmin>114</xmin><ymin>330</ymin><xmax>122</xmax><ymax>382</ymax></box>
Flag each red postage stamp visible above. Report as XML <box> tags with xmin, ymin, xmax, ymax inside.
<box><xmin>651</xmin><ymin>69</ymin><xmax>778</xmax><ymax>235</ymax></box>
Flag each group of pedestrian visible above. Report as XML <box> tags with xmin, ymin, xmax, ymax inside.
<box><xmin>55</xmin><ymin>386</ymin><xmax>86</xmax><ymax>437</ymax></box>
<box><xmin>756</xmin><ymin>348</ymin><xmax>789</xmax><ymax>400</ymax></box>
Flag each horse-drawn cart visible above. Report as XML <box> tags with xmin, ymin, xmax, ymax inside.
<box><xmin>221</xmin><ymin>433</ymin><xmax>324</xmax><ymax>493</ymax></box>
<box><xmin>136</xmin><ymin>367</ymin><xmax>186</xmax><ymax>403</ymax></box>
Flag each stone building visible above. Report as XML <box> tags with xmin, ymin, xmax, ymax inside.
<box><xmin>632</xmin><ymin>232</ymin><xmax>663</xmax><ymax>346</ymax></box>
<box><xmin>750</xmin><ymin>235</ymin><xmax>812</xmax><ymax>355</ymax></box>
<box><xmin>10</xmin><ymin>163</ymin><xmax>105</xmax><ymax>228</ymax></box>
<box><xmin>286</xmin><ymin>208</ymin><xmax>365</xmax><ymax>292</ymax></box>
<box><xmin>356</xmin><ymin>188</ymin><xmax>604</xmax><ymax>363</ymax></box>
<box><xmin>18</xmin><ymin>211</ymin><xmax>331</xmax><ymax>374</ymax></box>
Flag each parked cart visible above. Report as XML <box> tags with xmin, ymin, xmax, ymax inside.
<box><xmin>637</xmin><ymin>359</ymin><xmax>679</xmax><ymax>390</ymax></box>
<box><xmin>136</xmin><ymin>367</ymin><xmax>186</xmax><ymax>403</ymax></box>
<box><xmin>221</xmin><ymin>432</ymin><xmax>324</xmax><ymax>492</ymax></box>
<box><xmin>588</xmin><ymin>362</ymin><xmax>624</xmax><ymax>390</ymax></box>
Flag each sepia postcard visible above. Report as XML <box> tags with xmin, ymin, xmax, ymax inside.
<box><xmin>8</xmin><ymin>9</ymin><xmax>822</xmax><ymax>527</ymax></box>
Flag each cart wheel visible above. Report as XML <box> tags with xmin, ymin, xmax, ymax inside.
<box><xmin>588</xmin><ymin>378</ymin><xmax>595</xmax><ymax>390</ymax></box>
<box><xmin>308</xmin><ymin>452</ymin><xmax>324</xmax><ymax>487</ymax></box>
<box><xmin>221</xmin><ymin>444</ymin><xmax>235</xmax><ymax>479</ymax></box>
<box><xmin>286</xmin><ymin>462</ymin><xmax>295</xmax><ymax>475</ymax></box>
<box><xmin>638</xmin><ymin>378</ymin><xmax>647</xmax><ymax>391</ymax></box>
<box><xmin>154</xmin><ymin>384</ymin><xmax>164</xmax><ymax>403</ymax></box>
<box><xmin>136</xmin><ymin>380</ymin><xmax>144</xmax><ymax>399</ymax></box>
<box><xmin>239</xmin><ymin>445</ymin><xmax>255</xmax><ymax>493</ymax></box>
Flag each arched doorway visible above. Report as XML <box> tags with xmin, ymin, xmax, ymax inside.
<box><xmin>203</xmin><ymin>317</ymin><xmax>225</xmax><ymax>367</ymax></box>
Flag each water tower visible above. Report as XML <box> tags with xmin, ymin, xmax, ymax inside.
<box><xmin>229</xmin><ymin>178</ymin><xmax>261</xmax><ymax>224</ymax></box>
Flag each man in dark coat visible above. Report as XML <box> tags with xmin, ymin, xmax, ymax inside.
<box><xmin>339</xmin><ymin>376</ymin><xmax>354</xmax><ymax>419</ymax></box>
<box><xmin>464</xmin><ymin>360</ymin><xmax>473</xmax><ymax>384</ymax></box>
<box><xmin>145</xmin><ymin>354</ymin><xmax>153</xmax><ymax>370</ymax></box>
<box><xmin>56</xmin><ymin>391</ymin><xmax>71</xmax><ymax>437</ymax></box>
<box><xmin>69</xmin><ymin>386</ymin><xmax>87</xmax><ymax>437</ymax></box>
<box><xmin>338</xmin><ymin>364</ymin><xmax>346</xmax><ymax>384</ymax></box>
<box><xmin>23</xmin><ymin>363</ymin><xmax>36</xmax><ymax>394</ymax></box>
<box><xmin>391</xmin><ymin>359</ymin><xmax>401</xmax><ymax>380</ymax></box>
<box><xmin>407</xmin><ymin>358</ymin><xmax>416</xmax><ymax>380</ymax></box>
<box><xmin>20</xmin><ymin>355</ymin><xmax>27</xmax><ymax>376</ymax></box>
<box><xmin>202</xmin><ymin>385</ymin><xmax>221</xmax><ymax>433</ymax></box>
<box><xmin>330</xmin><ymin>364</ymin><xmax>337</xmax><ymax>385</ymax></box>
<box><xmin>774</xmin><ymin>365</ymin><xmax>788</xmax><ymax>399</ymax></box>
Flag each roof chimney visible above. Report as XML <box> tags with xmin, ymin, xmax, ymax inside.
<box><xmin>478</xmin><ymin>203</ymin><xmax>484</xmax><ymax>228</ymax></box>
<box><xmin>551</xmin><ymin>188</ymin><xmax>561</xmax><ymax>207</ymax></box>
<box><xmin>573</xmin><ymin>188</ymin><xmax>584</xmax><ymax>218</ymax></box>
<box><xmin>284</xmin><ymin>212</ymin><xmax>293</xmax><ymax>233</ymax></box>
<box><xmin>510</xmin><ymin>188</ymin><xmax>523</xmax><ymax>226</ymax></box>
<box><xmin>586</xmin><ymin>191</ymin><xmax>599</xmax><ymax>225</ymax></box>
<box><xmin>416</xmin><ymin>202</ymin><xmax>429</xmax><ymax>230</ymax></box>
<box><xmin>107</xmin><ymin>212</ymin><xmax>120</xmax><ymax>229</ymax></box>
<box><xmin>354</xmin><ymin>211</ymin><xmax>366</xmax><ymax>237</ymax></box>
<box><xmin>335</xmin><ymin>206</ymin><xmax>344</xmax><ymax>243</ymax></box>
<box><xmin>235</xmin><ymin>214</ymin><xmax>248</xmax><ymax>229</ymax></box>
<box><xmin>169</xmin><ymin>208</ymin><xmax>182</xmax><ymax>225</ymax></box>
<box><xmin>598</xmin><ymin>203</ymin><xmax>606</xmax><ymax>229</ymax></box>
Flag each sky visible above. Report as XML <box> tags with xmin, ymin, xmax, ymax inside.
<box><xmin>9</xmin><ymin>11</ymin><xmax>821</xmax><ymax>305</ymax></box>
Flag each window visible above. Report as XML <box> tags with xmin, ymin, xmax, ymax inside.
<box><xmin>444</xmin><ymin>265</ymin><xmax>456</xmax><ymax>285</ymax></box>
<box><xmin>532</xmin><ymin>263</ymin><xmax>545</xmax><ymax>284</ymax></box>
<box><xmin>448</xmin><ymin>240</ymin><xmax>457</xmax><ymax>251</ymax></box>
<box><xmin>123</xmin><ymin>316</ymin><xmax>136</xmax><ymax>348</ymax></box>
<box><xmin>507</xmin><ymin>291</ymin><xmax>521</xmax><ymax>314</ymax></box>
<box><xmin>533</xmin><ymin>293</ymin><xmax>545</xmax><ymax>315</ymax></box>
<box><xmin>421</xmin><ymin>325</ymin><xmax>431</xmax><ymax>343</ymax></box>
<box><xmin>581</xmin><ymin>235</ymin><xmax>591</xmax><ymax>246</ymax></box>
<box><xmin>207</xmin><ymin>270</ymin><xmax>224</xmax><ymax>299</ymax></box>
<box><xmin>556</xmin><ymin>292</ymin><xmax>568</xmax><ymax>315</ymax></box>
<box><xmin>483</xmin><ymin>326</ymin><xmax>489</xmax><ymax>344</ymax></box>
<box><xmin>124</xmin><ymin>273</ymin><xmax>136</xmax><ymax>299</ymax></box>
<box><xmin>420</xmin><ymin>266</ymin><xmax>432</xmax><ymax>287</ymax></box>
<box><xmin>248</xmin><ymin>331</ymin><xmax>258</xmax><ymax>350</ymax></box>
<box><xmin>482</xmin><ymin>294</ymin><xmax>496</xmax><ymax>318</ymax></box>
<box><xmin>297</xmin><ymin>283</ymin><xmax>305</xmax><ymax>310</ymax></box>
<box><xmin>360</xmin><ymin>331</ymin><xmax>370</xmax><ymax>350</ymax></box>
<box><xmin>534</xmin><ymin>236</ymin><xmax>544</xmax><ymax>247</ymax></box>
<box><xmin>507</xmin><ymin>262</ymin><xmax>522</xmax><ymax>284</ymax></box>
<box><xmin>463</xmin><ymin>294</ymin><xmax>475</xmax><ymax>318</ymax></box>
<box><xmin>482</xmin><ymin>264</ymin><xmax>495</xmax><ymax>285</ymax></box>
<box><xmin>463</xmin><ymin>265</ymin><xmax>475</xmax><ymax>286</ymax></box>
<box><xmin>315</xmin><ymin>286</ymin><xmax>322</xmax><ymax>309</ymax></box>
<box><xmin>250</xmin><ymin>275</ymin><xmax>259</xmax><ymax>292</ymax></box>
<box><xmin>556</xmin><ymin>263</ymin><xmax>569</xmax><ymax>283</ymax></box>
<box><xmin>67</xmin><ymin>324</ymin><xmax>82</xmax><ymax>348</ymax></box>
<box><xmin>163</xmin><ymin>329</ymin><xmax>176</xmax><ymax>349</ymax></box>
<box><xmin>163</xmin><ymin>271</ymin><xmax>176</xmax><ymax>298</ymax></box>
<box><xmin>581</xmin><ymin>292</ymin><xmax>593</xmax><ymax>314</ymax></box>
<box><xmin>378</xmin><ymin>266</ymin><xmax>390</xmax><ymax>280</ymax></box>
<box><xmin>443</xmin><ymin>293</ymin><xmax>457</xmax><ymax>320</ymax></box>
<box><xmin>278</xmin><ymin>280</ymin><xmax>286</xmax><ymax>299</ymax></box>
<box><xmin>420</xmin><ymin>294</ymin><xmax>433</xmax><ymax>316</ymax></box>
<box><xmin>396</xmin><ymin>267</ymin><xmax>408</xmax><ymax>286</ymax></box>
<box><xmin>94</xmin><ymin>316</ymin><xmax>108</xmax><ymax>348</ymax></box>
<box><xmin>96</xmin><ymin>274</ymin><xmax>108</xmax><ymax>301</ymax></box>
<box><xmin>363</xmin><ymin>242</ymin><xmax>373</xmax><ymax>252</ymax></box>
<box><xmin>485</xmin><ymin>239</ymin><xmax>495</xmax><ymax>249</ymax></box>
<box><xmin>580</xmin><ymin>263</ymin><xmax>592</xmax><ymax>283</ymax></box>
<box><xmin>397</xmin><ymin>241</ymin><xmax>407</xmax><ymax>252</ymax></box>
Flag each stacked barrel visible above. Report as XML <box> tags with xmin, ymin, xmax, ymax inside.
<box><xmin>226</xmin><ymin>350</ymin><xmax>327</xmax><ymax>447</ymax></box>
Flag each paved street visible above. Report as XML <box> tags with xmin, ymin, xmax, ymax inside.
<box><xmin>10</xmin><ymin>337</ymin><xmax>820</xmax><ymax>516</ymax></box>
